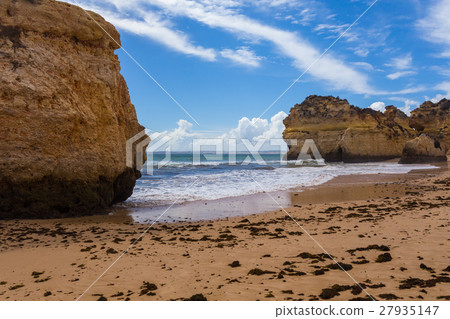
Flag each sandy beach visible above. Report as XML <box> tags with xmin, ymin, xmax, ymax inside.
<box><xmin>0</xmin><ymin>164</ymin><xmax>448</xmax><ymax>301</ymax></box>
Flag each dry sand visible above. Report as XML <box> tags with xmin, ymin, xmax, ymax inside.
<box><xmin>0</xmin><ymin>165</ymin><xmax>449</xmax><ymax>301</ymax></box>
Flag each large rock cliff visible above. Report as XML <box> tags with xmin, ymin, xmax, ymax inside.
<box><xmin>0</xmin><ymin>0</ymin><xmax>148</xmax><ymax>218</ymax></box>
<box><xmin>283</xmin><ymin>96</ymin><xmax>416</xmax><ymax>162</ymax></box>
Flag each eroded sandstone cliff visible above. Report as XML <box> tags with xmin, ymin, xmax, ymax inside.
<box><xmin>409</xmin><ymin>99</ymin><xmax>450</xmax><ymax>154</ymax></box>
<box><xmin>399</xmin><ymin>134</ymin><xmax>447</xmax><ymax>164</ymax></box>
<box><xmin>283</xmin><ymin>96</ymin><xmax>416</xmax><ymax>162</ymax></box>
<box><xmin>0</xmin><ymin>0</ymin><xmax>148</xmax><ymax>218</ymax></box>
<box><xmin>283</xmin><ymin>95</ymin><xmax>449</xmax><ymax>162</ymax></box>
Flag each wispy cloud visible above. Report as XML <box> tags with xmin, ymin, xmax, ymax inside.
<box><xmin>385</xmin><ymin>54</ymin><xmax>413</xmax><ymax>70</ymax></box>
<box><xmin>389</xmin><ymin>86</ymin><xmax>427</xmax><ymax>95</ymax></box>
<box><xmin>108</xmin><ymin>11</ymin><xmax>217</xmax><ymax>61</ymax></box>
<box><xmin>71</xmin><ymin>0</ymin><xmax>375</xmax><ymax>94</ymax></box>
<box><xmin>311</xmin><ymin>7</ymin><xmax>391</xmax><ymax>60</ymax></box>
<box><xmin>220</xmin><ymin>47</ymin><xmax>262</xmax><ymax>67</ymax></box>
<box><xmin>384</xmin><ymin>54</ymin><xmax>416</xmax><ymax>80</ymax></box>
<box><xmin>142</xmin><ymin>0</ymin><xmax>374</xmax><ymax>94</ymax></box>
<box><xmin>417</xmin><ymin>0</ymin><xmax>450</xmax><ymax>58</ymax></box>
<box><xmin>387</xmin><ymin>97</ymin><xmax>420</xmax><ymax>115</ymax></box>
<box><xmin>386</xmin><ymin>70</ymin><xmax>416</xmax><ymax>80</ymax></box>
<box><xmin>314</xmin><ymin>23</ymin><xmax>350</xmax><ymax>35</ymax></box>
<box><xmin>352</xmin><ymin>47</ymin><xmax>370</xmax><ymax>57</ymax></box>
<box><xmin>352</xmin><ymin>61</ymin><xmax>374</xmax><ymax>71</ymax></box>
<box><xmin>436</xmin><ymin>81</ymin><xmax>450</xmax><ymax>92</ymax></box>
<box><xmin>426</xmin><ymin>81</ymin><xmax>450</xmax><ymax>102</ymax></box>
<box><xmin>70</xmin><ymin>0</ymin><xmax>427</xmax><ymax>97</ymax></box>
<box><xmin>429</xmin><ymin>65</ymin><xmax>450</xmax><ymax>77</ymax></box>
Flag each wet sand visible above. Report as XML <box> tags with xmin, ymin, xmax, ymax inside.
<box><xmin>118</xmin><ymin>165</ymin><xmax>441</xmax><ymax>223</ymax></box>
<box><xmin>0</xmin><ymin>163</ymin><xmax>449</xmax><ymax>301</ymax></box>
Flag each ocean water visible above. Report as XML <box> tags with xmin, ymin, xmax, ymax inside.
<box><xmin>120</xmin><ymin>153</ymin><xmax>436</xmax><ymax>208</ymax></box>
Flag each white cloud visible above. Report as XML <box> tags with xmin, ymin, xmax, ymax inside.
<box><xmin>398</xmin><ymin>106</ymin><xmax>411</xmax><ymax>116</ymax></box>
<box><xmin>389</xmin><ymin>86</ymin><xmax>427</xmax><ymax>95</ymax></box>
<box><xmin>400</xmin><ymin>99</ymin><xmax>420</xmax><ymax>115</ymax></box>
<box><xmin>72</xmin><ymin>0</ymin><xmax>374</xmax><ymax>94</ymax></box>
<box><xmin>385</xmin><ymin>54</ymin><xmax>413</xmax><ymax>70</ymax></box>
<box><xmin>314</xmin><ymin>23</ymin><xmax>349</xmax><ymax>35</ymax></box>
<box><xmin>387</xmin><ymin>97</ymin><xmax>420</xmax><ymax>116</ymax></box>
<box><xmin>149</xmin><ymin>111</ymin><xmax>288</xmax><ymax>151</ymax></box>
<box><xmin>107</xmin><ymin>11</ymin><xmax>217</xmax><ymax>61</ymax></box>
<box><xmin>429</xmin><ymin>65</ymin><xmax>450</xmax><ymax>77</ymax></box>
<box><xmin>68</xmin><ymin>0</ymin><xmax>264</xmax><ymax>66</ymax></box>
<box><xmin>224</xmin><ymin>117</ymin><xmax>271</xmax><ymax>140</ymax></box>
<box><xmin>311</xmin><ymin>13</ymin><xmax>390</xmax><ymax>60</ymax></box>
<box><xmin>257</xmin><ymin>111</ymin><xmax>288</xmax><ymax>140</ymax></box>
<box><xmin>313</xmin><ymin>23</ymin><xmax>360</xmax><ymax>44</ymax></box>
<box><xmin>417</xmin><ymin>0</ymin><xmax>450</xmax><ymax>58</ymax></box>
<box><xmin>66</xmin><ymin>1</ymin><xmax>219</xmax><ymax>61</ymax></box>
<box><xmin>436</xmin><ymin>81</ymin><xmax>450</xmax><ymax>92</ymax></box>
<box><xmin>427</xmin><ymin>81</ymin><xmax>450</xmax><ymax>102</ymax></box>
<box><xmin>352</xmin><ymin>62</ymin><xmax>374</xmax><ymax>71</ymax></box>
<box><xmin>69</xmin><ymin>0</ymin><xmax>428</xmax><ymax>96</ymax></box>
<box><xmin>220</xmin><ymin>47</ymin><xmax>262</xmax><ymax>67</ymax></box>
<box><xmin>150</xmin><ymin>0</ymin><xmax>374</xmax><ymax>93</ymax></box>
<box><xmin>260</xmin><ymin>0</ymin><xmax>318</xmax><ymax>26</ymax></box>
<box><xmin>429</xmin><ymin>94</ymin><xmax>449</xmax><ymax>103</ymax></box>
<box><xmin>368</xmin><ymin>101</ymin><xmax>386</xmax><ymax>112</ymax></box>
<box><xmin>256</xmin><ymin>0</ymin><xmax>300</xmax><ymax>7</ymax></box>
<box><xmin>353</xmin><ymin>47</ymin><xmax>370</xmax><ymax>57</ymax></box>
<box><xmin>298</xmin><ymin>8</ymin><xmax>316</xmax><ymax>26</ymax></box>
<box><xmin>383</xmin><ymin>53</ymin><xmax>419</xmax><ymax>86</ymax></box>
<box><xmin>369</xmin><ymin>99</ymin><xmax>420</xmax><ymax>116</ymax></box>
<box><xmin>149</xmin><ymin>119</ymin><xmax>198</xmax><ymax>151</ymax></box>
<box><xmin>386</xmin><ymin>70</ymin><xmax>416</xmax><ymax>80</ymax></box>
<box><xmin>222</xmin><ymin>111</ymin><xmax>287</xmax><ymax>140</ymax></box>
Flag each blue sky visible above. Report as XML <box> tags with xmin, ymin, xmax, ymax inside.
<box><xmin>68</xmin><ymin>0</ymin><xmax>450</xmax><ymax>150</ymax></box>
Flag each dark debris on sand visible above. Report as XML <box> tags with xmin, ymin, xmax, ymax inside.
<box><xmin>140</xmin><ymin>281</ymin><xmax>158</xmax><ymax>296</ymax></box>
<box><xmin>188</xmin><ymin>293</ymin><xmax>207</xmax><ymax>301</ymax></box>
<box><xmin>375</xmin><ymin>253</ymin><xmax>392</xmax><ymax>263</ymax></box>
<box><xmin>248</xmin><ymin>268</ymin><xmax>276</xmax><ymax>276</ymax></box>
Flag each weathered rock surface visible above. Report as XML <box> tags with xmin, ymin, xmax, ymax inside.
<box><xmin>399</xmin><ymin>134</ymin><xmax>447</xmax><ymax>164</ymax></box>
<box><xmin>409</xmin><ymin>99</ymin><xmax>450</xmax><ymax>155</ymax></box>
<box><xmin>283</xmin><ymin>96</ymin><xmax>416</xmax><ymax>162</ymax></box>
<box><xmin>0</xmin><ymin>0</ymin><xmax>148</xmax><ymax>218</ymax></box>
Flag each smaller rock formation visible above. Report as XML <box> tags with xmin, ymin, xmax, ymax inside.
<box><xmin>409</xmin><ymin>99</ymin><xmax>450</xmax><ymax>155</ymax></box>
<box><xmin>282</xmin><ymin>96</ymin><xmax>416</xmax><ymax>162</ymax></box>
<box><xmin>399</xmin><ymin>135</ymin><xmax>447</xmax><ymax>164</ymax></box>
<box><xmin>283</xmin><ymin>95</ymin><xmax>450</xmax><ymax>163</ymax></box>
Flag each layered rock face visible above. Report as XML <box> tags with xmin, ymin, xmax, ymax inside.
<box><xmin>409</xmin><ymin>99</ymin><xmax>450</xmax><ymax>155</ymax></box>
<box><xmin>399</xmin><ymin>134</ymin><xmax>447</xmax><ymax>164</ymax></box>
<box><xmin>0</xmin><ymin>0</ymin><xmax>148</xmax><ymax>218</ymax></box>
<box><xmin>283</xmin><ymin>96</ymin><xmax>416</xmax><ymax>162</ymax></box>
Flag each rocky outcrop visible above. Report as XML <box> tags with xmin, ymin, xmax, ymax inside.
<box><xmin>409</xmin><ymin>99</ymin><xmax>450</xmax><ymax>155</ymax></box>
<box><xmin>399</xmin><ymin>134</ymin><xmax>447</xmax><ymax>164</ymax></box>
<box><xmin>0</xmin><ymin>0</ymin><xmax>148</xmax><ymax>218</ymax></box>
<box><xmin>283</xmin><ymin>96</ymin><xmax>416</xmax><ymax>162</ymax></box>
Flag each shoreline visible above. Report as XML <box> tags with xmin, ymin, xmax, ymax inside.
<box><xmin>2</xmin><ymin>162</ymin><xmax>447</xmax><ymax>227</ymax></box>
<box><xmin>0</xmin><ymin>162</ymin><xmax>448</xmax><ymax>301</ymax></box>
<box><xmin>113</xmin><ymin>161</ymin><xmax>447</xmax><ymax>224</ymax></box>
